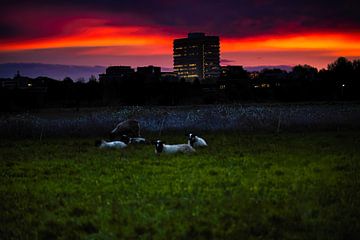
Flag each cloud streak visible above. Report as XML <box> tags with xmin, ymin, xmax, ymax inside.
<box><xmin>2</xmin><ymin>0</ymin><xmax>360</xmax><ymax>40</ymax></box>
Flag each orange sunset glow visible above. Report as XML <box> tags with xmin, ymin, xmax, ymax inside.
<box><xmin>221</xmin><ymin>33</ymin><xmax>360</xmax><ymax>55</ymax></box>
<box><xmin>1</xmin><ymin>0</ymin><xmax>360</xmax><ymax>70</ymax></box>
<box><xmin>2</xmin><ymin>27</ymin><xmax>360</xmax><ymax>57</ymax></box>
<box><xmin>0</xmin><ymin>26</ymin><xmax>173</xmax><ymax>53</ymax></box>
<box><xmin>1</xmin><ymin>24</ymin><xmax>359</xmax><ymax>69</ymax></box>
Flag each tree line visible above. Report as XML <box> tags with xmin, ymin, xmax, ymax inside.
<box><xmin>0</xmin><ymin>57</ymin><xmax>359</xmax><ymax>111</ymax></box>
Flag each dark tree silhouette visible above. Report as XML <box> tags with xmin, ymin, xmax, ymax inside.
<box><xmin>1</xmin><ymin>57</ymin><xmax>360</xmax><ymax>111</ymax></box>
<box><xmin>327</xmin><ymin>57</ymin><xmax>354</xmax><ymax>99</ymax></box>
<box><xmin>291</xmin><ymin>65</ymin><xmax>318</xmax><ymax>81</ymax></box>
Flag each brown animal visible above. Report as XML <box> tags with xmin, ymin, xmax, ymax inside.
<box><xmin>109</xmin><ymin>119</ymin><xmax>140</xmax><ymax>140</ymax></box>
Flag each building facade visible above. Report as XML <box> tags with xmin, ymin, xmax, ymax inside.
<box><xmin>136</xmin><ymin>65</ymin><xmax>161</xmax><ymax>83</ymax></box>
<box><xmin>99</xmin><ymin>66</ymin><xmax>135</xmax><ymax>83</ymax></box>
<box><xmin>173</xmin><ymin>33</ymin><xmax>220</xmax><ymax>82</ymax></box>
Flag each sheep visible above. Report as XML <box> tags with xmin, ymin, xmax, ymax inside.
<box><xmin>187</xmin><ymin>133</ymin><xmax>208</xmax><ymax>147</ymax></box>
<box><xmin>95</xmin><ymin>140</ymin><xmax>127</xmax><ymax>149</ymax></box>
<box><xmin>120</xmin><ymin>134</ymin><xmax>148</xmax><ymax>144</ymax></box>
<box><xmin>153</xmin><ymin>140</ymin><xmax>195</xmax><ymax>154</ymax></box>
<box><xmin>109</xmin><ymin>119</ymin><xmax>140</xmax><ymax>140</ymax></box>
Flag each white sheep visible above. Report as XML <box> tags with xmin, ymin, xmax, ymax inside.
<box><xmin>187</xmin><ymin>133</ymin><xmax>208</xmax><ymax>147</ymax></box>
<box><xmin>120</xmin><ymin>135</ymin><xmax>148</xmax><ymax>144</ymax></box>
<box><xmin>153</xmin><ymin>140</ymin><xmax>195</xmax><ymax>154</ymax></box>
<box><xmin>95</xmin><ymin>140</ymin><xmax>127</xmax><ymax>149</ymax></box>
<box><xmin>129</xmin><ymin>137</ymin><xmax>147</xmax><ymax>144</ymax></box>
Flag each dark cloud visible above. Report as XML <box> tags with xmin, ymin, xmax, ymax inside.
<box><xmin>1</xmin><ymin>0</ymin><xmax>360</xmax><ymax>40</ymax></box>
<box><xmin>0</xmin><ymin>23</ymin><xmax>21</xmax><ymax>38</ymax></box>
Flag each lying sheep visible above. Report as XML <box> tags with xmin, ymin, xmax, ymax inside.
<box><xmin>95</xmin><ymin>140</ymin><xmax>127</xmax><ymax>149</ymax></box>
<box><xmin>153</xmin><ymin>140</ymin><xmax>195</xmax><ymax>154</ymax></box>
<box><xmin>120</xmin><ymin>135</ymin><xmax>148</xmax><ymax>144</ymax></box>
<box><xmin>187</xmin><ymin>133</ymin><xmax>208</xmax><ymax>147</ymax></box>
<box><xmin>110</xmin><ymin>119</ymin><xmax>140</xmax><ymax>140</ymax></box>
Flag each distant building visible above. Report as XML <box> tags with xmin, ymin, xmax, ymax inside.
<box><xmin>221</xmin><ymin>66</ymin><xmax>247</xmax><ymax>79</ymax></box>
<box><xmin>98</xmin><ymin>66</ymin><xmax>135</xmax><ymax>103</ymax></box>
<box><xmin>160</xmin><ymin>72</ymin><xmax>178</xmax><ymax>82</ymax></box>
<box><xmin>0</xmin><ymin>71</ymin><xmax>46</xmax><ymax>91</ymax></box>
<box><xmin>254</xmin><ymin>69</ymin><xmax>287</xmax><ymax>88</ymax></box>
<box><xmin>136</xmin><ymin>65</ymin><xmax>161</xmax><ymax>83</ymax></box>
<box><xmin>0</xmin><ymin>78</ymin><xmax>17</xmax><ymax>89</ymax></box>
<box><xmin>249</xmin><ymin>72</ymin><xmax>259</xmax><ymax>80</ymax></box>
<box><xmin>99</xmin><ymin>66</ymin><xmax>135</xmax><ymax>83</ymax></box>
<box><xmin>173</xmin><ymin>33</ymin><xmax>220</xmax><ymax>82</ymax></box>
<box><xmin>137</xmin><ymin>65</ymin><xmax>160</xmax><ymax>75</ymax></box>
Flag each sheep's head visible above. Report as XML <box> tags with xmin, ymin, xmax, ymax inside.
<box><xmin>188</xmin><ymin>133</ymin><xmax>196</xmax><ymax>147</ymax></box>
<box><xmin>153</xmin><ymin>140</ymin><xmax>164</xmax><ymax>153</ymax></box>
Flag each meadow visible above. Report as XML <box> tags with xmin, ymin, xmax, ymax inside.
<box><xmin>1</xmin><ymin>131</ymin><xmax>360</xmax><ymax>239</ymax></box>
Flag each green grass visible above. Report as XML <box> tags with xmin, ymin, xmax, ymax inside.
<box><xmin>1</xmin><ymin>131</ymin><xmax>360</xmax><ymax>239</ymax></box>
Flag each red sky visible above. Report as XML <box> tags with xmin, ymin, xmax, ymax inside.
<box><xmin>1</xmin><ymin>0</ymin><xmax>359</xmax><ymax>70</ymax></box>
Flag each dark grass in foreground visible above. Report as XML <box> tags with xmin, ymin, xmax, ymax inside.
<box><xmin>1</xmin><ymin>131</ymin><xmax>360</xmax><ymax>239</ymax></box>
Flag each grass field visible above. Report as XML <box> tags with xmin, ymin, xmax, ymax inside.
<box><xmin>1</xmin><ymin>131</ymin><xmax>360</xmax><ymax>239</ymax></box>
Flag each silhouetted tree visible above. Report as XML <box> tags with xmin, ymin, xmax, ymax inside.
<box><xmin>291</xmin><ymin>65</ymin><xmax>318</xmax><ymax>81</ymax></box>
<box><xmin>286</xmin><ymin>65</ymin><xmax>319</xmax><ymax>100</ymax></box>
<box><xmin>328</xmin><ymin>57</ymin><xmax>353</xmax><ymax>74</ymax></box>
<box><xmin>353</xmin><ymin>59</ymin><xmax>360</xmax><ymax>73</ymax></box>
<box><xmin>89</xmin><ymin>75</ymin><xmax>97</xmax><ymax>82</ymax></box>
<box><xmin>327</xmin><ymin>57</ymin><xmax>354</xmax><ymax>99</ymax></box>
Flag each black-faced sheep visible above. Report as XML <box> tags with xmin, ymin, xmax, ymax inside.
<box><xmin>153</xmin><ymin>140</ymin><xmax>195</xmax><ymax>154</ymax></box>
<box><xmin>187</xmin><ymin>133</ymin><xmax>208</xmax><ymax>147</ymax></box>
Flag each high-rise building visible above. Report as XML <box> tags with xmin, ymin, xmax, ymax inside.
<box><xmin>173</xmin><ymin>33</ymin><xmax>220</xmax><ymax>82</ymax></box>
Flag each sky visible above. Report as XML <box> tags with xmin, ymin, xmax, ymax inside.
<box><xmin>0</xmin><ymin>0</ymin><xmax>360</xmax><ymax>70</ymax></box>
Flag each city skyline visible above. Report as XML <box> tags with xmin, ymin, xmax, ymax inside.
<box><xmin>1</xmin><ymin>0</ymin><xmax>360</xmax><ymax>69</ymax></box>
